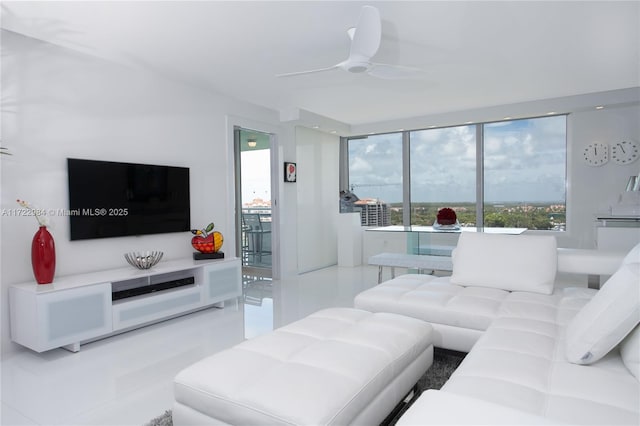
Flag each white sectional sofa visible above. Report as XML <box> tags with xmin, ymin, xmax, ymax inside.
<box><xmin>355</xmin><ymin>233</ymin><xmax>640</xmax><ymax>425</ymax></box>
<box><xmin>173</xmin><ymin>232</ymin><xmax>638</xmax><ymax>425</ymax></box>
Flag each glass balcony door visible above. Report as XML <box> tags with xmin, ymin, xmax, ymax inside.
<box><xmin>235</xmin><ymin>127</ymin><xmax>273</xmax><ymax>278</ymax></box>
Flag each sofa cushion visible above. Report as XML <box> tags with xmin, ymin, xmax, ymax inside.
<box><xmin>620</xmin><ymin>324</ymin><xmax>640</xmax><ymax>380</ymax></box>
<box><xmin>565</xmin><ymin>261</ymin><xmax>640</xmax><ymax>365</ymax></box>
<box><xmin>450</xmin><ymin>232</ymin><xmax>557</xmax><ymax>295</ymax></box>
<box><xmin>354</xmin><ymin>274</ymin><xmax>508</xmax><ymax>332</ymax></box>
<box><xmin>397</xmin><ymin>389</ymin><xmax>558</xmax><ymax>425</ymax></box>
<box><xmin>353</xmin><ymin>275</ymin><xmax>589</xmax><ymax>352</ymax></box>
<box><xmin>174</xmin><ymin>308</ymin><xmax>433</xmax><ymax>426</ymax></box>
<box><xmin>441</xmin><ymin>298</ymin><xmax>640</xmax><ymax>425</ymax></box>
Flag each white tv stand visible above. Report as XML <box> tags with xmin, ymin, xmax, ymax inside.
<box><xmin>9</xmin><ymin>257</ymin><xmax>242</xmax><ymax>353</ymax></box>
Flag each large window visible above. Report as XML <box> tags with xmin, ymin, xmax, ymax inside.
<box><xmin>347</xmin><ymin>133</ymin><xmax>403</xmax><ymax>224</ymax></box>
<box><xmin>343</xmin><ymin>115</ymin><xmax>567</xmax><ymax>231</ymax></box>
<box><xmin>410</xmin><ymin>125</ymin><xmax>476</xmax><ymax>226</ymax></box>
<box><xmin>483</xmin><ymin>116</ymin><xmax>566</xmax><ymax>230</ymax></box>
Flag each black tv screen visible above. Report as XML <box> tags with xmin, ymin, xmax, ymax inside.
<box><xmin>67</xmin><ymin>158</ymin><xmax>190</xmax><ymax>240</ymax></box>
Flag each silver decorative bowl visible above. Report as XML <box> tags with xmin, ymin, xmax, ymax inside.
<box><xmin>124</xmin><ymin>251</ymin><xmax>164</xmax><ymax>270</ymax></box>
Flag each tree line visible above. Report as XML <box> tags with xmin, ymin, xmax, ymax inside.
<box><xmin>388</xmin><ymin>202</ymin><xmax>565</xmax><ymax>230</ymax></box>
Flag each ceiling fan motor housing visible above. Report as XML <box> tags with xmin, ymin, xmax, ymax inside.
<box><xmin>342</xmin><ymin>55</ymin><xmax>371</xmax><ymax>73</ymax></box>
<box><xmin>347</xmin><ymin>63</ymin><xmax>369</xmax><ymax>73</ymax></box>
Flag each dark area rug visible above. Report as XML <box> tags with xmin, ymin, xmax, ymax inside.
<box><xmin>144</xmin><ymin>410</ymin><xmax>172</xmax><ymax>426</ymax></box>
<box><xmin>381</xmin><ymin>348</ymin><xmax>466</xmax><ymax>425</ymax></box>
<box><xmin>144</xmin><ymin>348</ymin><xmax>465</xmax><ymax>426</ymax></box>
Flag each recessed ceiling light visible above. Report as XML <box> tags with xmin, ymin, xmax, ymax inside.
<box><xmin>312</xmin><ymin>125</ymin><xmax>320</xmax><ymax>129</ymax></box>
<box><xmin>546</xmin><ymin>111</ymin><xmax>556</xmax><ymax>115</ymax></box>
<box><xmin>465</xmin><ymin>121</ymin><xmax>474</xmax><ymax>124</ymax></box>
<box><xmin>428</xmin><ymin>125</ymin><xmax>437</xmax><ymax>128</ymax></box>
<box><xmin>595</xmin><ymin>106</ymin><xmax>604</xmax><ymax>110</ymax></box>
<box><xmin>503</xmin><ymin>116</ymin><xmax>512</xmax><ymax>120</ymax></box>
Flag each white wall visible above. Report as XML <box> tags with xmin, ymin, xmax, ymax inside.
<box><xmin>295</xmin><ymin>127</ymin><xmax>339</xmax><ymax>273</ymax></box>
<box><xmin>277</xmin><ymin>125</ymin><xmax>301</xmax><ymax>278</ymax></box>
<box><xmin>0</xmin><ymin>31</ymin><xmax>281</xmax><ymax>356</ymax></box>
<box><xmin>567</xmin><ymin>105</ymin><xmax>640</xmax><ymax>248</ymax></box>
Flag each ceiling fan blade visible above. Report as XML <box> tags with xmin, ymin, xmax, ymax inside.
<box><xmin>367</xmin><ymin>63</ymin><xmax>424</xmax><ymax>79</ymax></box>
<box><xmin>349</xmin><ymin>5</ymin><xmax>381</xmax><ymax>61</ymax></box>
<box><xmin>276</xmin><ymin>64</ymin><xmax>339</xmax><ymax>78</ymax></box>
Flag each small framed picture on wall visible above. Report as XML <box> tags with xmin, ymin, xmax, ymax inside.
<box><xmin>284</xmin><ymin>162</ymin><xmax>297</xmax><ymax>182</ymax></box>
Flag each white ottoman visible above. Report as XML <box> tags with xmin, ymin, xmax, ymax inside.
<box><xmin>173</xmin><ymin>307</ymin><xmax>433</xmax><ymax>425</ymax></box>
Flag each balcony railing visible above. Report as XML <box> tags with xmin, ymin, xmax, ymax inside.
<box><xmin>241</xmin><ymin>208</ymin><xmax>271</xmax><ymax>268</ymax></box>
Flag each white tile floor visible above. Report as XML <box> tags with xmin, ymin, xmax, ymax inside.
<box><xmin>1</xmin><ymin>265</ymin><xmax>381</xmax><ymax>426</ymax></box>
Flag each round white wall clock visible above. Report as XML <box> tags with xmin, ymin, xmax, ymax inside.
<box><xmin>583</xmin><ymin>142</ymin><xmax>609</xmax><ymax>166</ymax></box>
<box><xmin>611</xmin><ymin>140</ymin><xmax>639</xmax><ymax>165</ymax></box>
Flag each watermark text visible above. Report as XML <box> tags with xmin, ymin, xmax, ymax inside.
<box><xmin>1</xmin><ymin>208</ymin><xmax>129</xmax><ymax>217</ymax></box>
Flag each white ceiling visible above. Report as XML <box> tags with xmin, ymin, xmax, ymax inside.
<box><xmin>2</xmin><ymin>1</ymin><xmax>639</xmax><ymax>126</ymax></box>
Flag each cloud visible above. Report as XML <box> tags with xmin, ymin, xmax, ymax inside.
<box><xmin>348</xmin><ymin>115</ymin><xmax>566</xmax><ymax>203</ymax></box>
<box><xmin>349</xmin><ymin>135</ymin><xmax>403</xmax><ymax>191</ymax></box>
<box><xmin>349</xmin><ymin>156</ymin><xmax>373</xmax><ymax>173</ymax></box>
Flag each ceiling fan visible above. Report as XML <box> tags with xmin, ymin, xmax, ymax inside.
<box><xmin>276</xmin><ymin>5</ymin><xmax>422</xmax><ymax>80</ymax></box>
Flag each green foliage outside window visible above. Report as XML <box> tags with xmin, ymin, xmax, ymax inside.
<box><xmin>389</xmin><ymin>202</ymin><xmax>565</xmax><ymax>231</ymax></box>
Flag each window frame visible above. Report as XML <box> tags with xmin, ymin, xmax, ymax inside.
<box><xmin>340</xmin><ymin>114</ymin><xmax>568</xmax><ymax>232</ymax></box>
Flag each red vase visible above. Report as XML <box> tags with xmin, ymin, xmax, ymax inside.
<box><xmin>32</xmin><ymin>226</ymin><xmax>55</xmax><ymax>284</ymax></box>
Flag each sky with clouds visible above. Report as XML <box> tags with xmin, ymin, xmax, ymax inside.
<box><xmin>241</xmin><ymin>149</ymin><xmax>271</xmax><ymax>204</ymax></box>
<box><xmin>349</xmin><ymin>115</ymin><xmax>566</xmax><ymax>204</ymax></box>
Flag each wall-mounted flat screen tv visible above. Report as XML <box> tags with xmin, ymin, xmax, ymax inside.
<box><xmin>67</xmin><ymin>158</ymin><xmax>190</xmax><ymax>241</ymax></box>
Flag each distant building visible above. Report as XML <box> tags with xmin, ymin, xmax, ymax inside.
<box><xmin>243</xmin><ymin>198</ymin><xmax>271</xmax><ymax>208</ymax></box>
<box><xmin>355</xmin><ymin>198</ymin><xmax>391</xmax><ymax>226</ymax></box>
